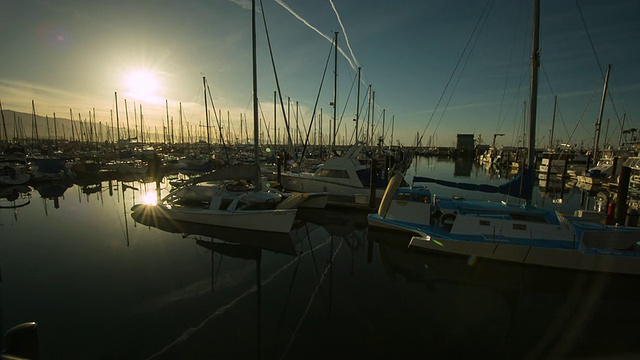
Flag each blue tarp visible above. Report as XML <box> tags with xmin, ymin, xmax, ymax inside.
<box><xmin>413</xmin><ymin>169</ymin><xmax>534</xmax><ymax>200</ymax></box>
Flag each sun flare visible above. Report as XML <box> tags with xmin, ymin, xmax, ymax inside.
<box><xmin>140</xmin><ymin>191</ymin><xmax>158</xmax><ymax>206</ymax></box>
<box><xmin>125</xmin><ymin>69</ymin><xmax>159</xmax><ymax>101</ymax></box>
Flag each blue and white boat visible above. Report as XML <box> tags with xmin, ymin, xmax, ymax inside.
<box><xmin>368</xmin><ymin>0</ymin><xmax>640</xmax><ymax>276</ymax></box>
<box><xmin>368</xmin><ymin>172</ymin><xmax>640</xmax><ymax>276</ymax></box>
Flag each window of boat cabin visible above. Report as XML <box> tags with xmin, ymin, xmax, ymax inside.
<box><xmin>509</xmin><ymin>213</ymin><xmax>549</xmax><ymax>223</ymax></box>
<box><xmin>315</xmin><ymin>169</ymin><xmax>349</xmax><ymax>179</ymax></box>
<box><xmin>513</xmin><ymin>224</ymin><xmax>527</xmax><ymax>231</ymax></box>
<box><xmin>479</xmin><ymin>220</ymin><xmax>490</xmax><ymax>226</ymax></box>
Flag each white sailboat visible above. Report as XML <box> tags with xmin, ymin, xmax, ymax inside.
<box><xmin>131</xmin><ymin>0</ymin><xmax>304</xmax><ymax>233</ymax></box>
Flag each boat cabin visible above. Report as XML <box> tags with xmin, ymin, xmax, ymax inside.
<box><xmin>384</xmin><ymin>184</ymin><xmax>433</xmax><ymax>226</ymax></box>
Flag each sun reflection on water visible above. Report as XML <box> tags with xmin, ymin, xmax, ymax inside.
<box><xmin>140</xmin><ymin>191</ymin><xmax>158</xmax><ymax>205</ymax></box>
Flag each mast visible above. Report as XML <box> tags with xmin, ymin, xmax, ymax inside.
<box><xmin>203</xmin><ymin>76</ymin><xmax>210</xmax><ymax>146</ymax></box>
<box><xmin>371</xmin><ymin>90</ymin><xmax>375</xmax><ymax>147</ymax></box>
<box><xmin>332</xmin><ymin>32</ymin><xmax>338</xmax><ymax>148</ymax></box>
<box><xmin>179</xmin><ymin>102</ymin><xmax>184</xmax><ymax>144</ymax></box>
<box><xmin>114</xmin><ymin>92</ymin><xmax>121</xmax><ymax>144</ymax></box>
<box><xmin>549</xmin><ymin>95</ymin><xmax>557</xmax><ymax>149</ymax></box>
<box><xmin>92</xmin><ymin>108</ymin><xmax>97</xmax><ymax>144</ymax></box>
<box><xmin>618</xmin><ymin>113</ymin><xmax>626</xmax><ymax>147</ymax></box>
<box><xmin>390</xmin><ymin>115</ymin><xmax>394</xmax><ymax>148</ymax></box>
<box><xmin>53</xmin><ymin>112</ymin><xmax>58</xmax><ymax>146</ymax></box>
<box><xmin>526</xmin><ymin>0</ymin><xmax>541</xmax><ymax>202</ymax></box>
<box><xmin>355</xmin><ymin>67</ymin><xmax>361</xmax><ymax>143</ymax></box>
<box><xmin>140</xmin><ymin>104</ymin><xmax>144</xmax><ymax>145</ymax></box>
<box><xmin>31</xmin><ymin>100</ymin><xmax>39</xmax><ymax>144</ymax></box>
<box><xmin>366</xmin><ymin>85</ymin><xmax>371</xmax><ymax>146</ymax></box>
<box><xmin>252</xmin><ymin>0</ymin><xmax>261</xmax><ymax>187</ymax></box>
<box><xmin>165</xmin><ymin>99</ymin><xmax>170</xmax><ymax>144</ymax></box>
<box><xmin>125</xmin><ymin>99</ymin><xmax>131</xmax><ymax>142</ymax></box>
<box><xmin>593</xmin><ymin>64</ymin><xmax>612</xmax><ymax>162</ymax></box>
<box><xmin>0</xmin><ymin>99</ymin><xmax>7</xmax><ymax>144</ymax></box>
<box><xmin>273</xmin><ymin>91</ymin><xmax>277</xmax><ymax>149</ymax></box>
<box><xmin>45</xmin><ymin>115</ymin><xmax>51</xmax><ymax>144</ymax></box>
<box><xmin>381</xmin><ymin>108</ymin><xmax>385</xmax><ymax>147</ymax></box>
<box><xmin>133</xmin><ymin>103</ymin><xmax>138</xmax><ymax>141</ymax></box>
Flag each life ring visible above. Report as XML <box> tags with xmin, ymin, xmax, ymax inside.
<box><xmin>441</xmin><ymin>213</ymin><xmax>456</xmax><ymax>230</ymax></box>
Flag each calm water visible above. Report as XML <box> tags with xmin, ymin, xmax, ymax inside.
<box><xmin>2</xmin><ymin>157</ymin><xmax>640</xmax><ymax>359</ymax></box>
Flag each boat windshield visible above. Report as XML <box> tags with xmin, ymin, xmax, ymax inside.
<box><xmin>556</xmin><ymin>211</ymin><xmax>572</xmax><ymax>231</ymax></box>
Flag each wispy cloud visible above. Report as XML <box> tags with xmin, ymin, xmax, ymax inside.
<box><xmin>0</xmin><ymin>79</ymin><xmax>103</xmax><ymax>114</ymax></box>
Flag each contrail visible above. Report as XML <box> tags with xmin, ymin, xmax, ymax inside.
<box><xmin>274</xmin><ymin>0</ymin><xmax>357</xmax><ymax>70</ymax></box>
<box><xmin>328</xmin><ymin>0</ymin><xmax>359</xmax><ymax>69</ymax></box>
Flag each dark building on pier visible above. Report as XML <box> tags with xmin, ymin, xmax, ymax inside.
<box><xmin>455</xmin><ymin>134</ymin><xmax>475</xmax><ymax>157</ymax></box>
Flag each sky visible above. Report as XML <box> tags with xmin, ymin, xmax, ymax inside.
<box><xmin>1</xmin><ymin>0</ymin><xmax>639</xmax><ymax>149</ymax></box>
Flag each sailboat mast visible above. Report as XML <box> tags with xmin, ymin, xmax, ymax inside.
<box><xmin>526</xmin><ymin>0</ymin><xmax>540</xmax><ymax>185</ymax></box>
<box><xmin>549</xmin><ymin>95</ymin><xmax>557</xmax><ymax>149</ymax></box>
<box><xmin>593</xmin><ymin>64</ymin><xmax>612</xmax><ymax>163</ymax></box>
<box><xmin>203</xmin><ymin>76</ymin><xmax>210</xmax><ymax>146</ymax></box>
<box><xmin>53</xmin><ymin>112</ymin><xmax>58</xmax><ymax>146</ymax></box>
<box><xmin>332</xmin><ymin>31</ymin><xmax>338</xmax><ymax>148</ymax></box>
<box><xmin>140</xmin><ymin>104</ymin><xmax>144</xmax><ymax>145</ymax></box>
<box><xmin>0</xmin><ymin>99</ymin><xmax>7</xmax><ymax>144</ymax></box>
<box><xmin>125</xmin><ymin>99</ymin><xmax>131</xmax><ymax>142</ymax></box>
<box><xmin>252</xmin><ymin>0</ymin><xmax>261</xmax><ymax>187</ymax></box>
<box><xmin>114</xmin><ymin>92</ymin><xmax>121</xmax><ymax>144</ymax></box>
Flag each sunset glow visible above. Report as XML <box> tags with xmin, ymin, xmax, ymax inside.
<box><xmin>140</xmin><ymin>190</ymin><xmax>158</xmax><ymax>206</ymax></box>
<box><xmin>125</xmin><ymin>69</ymin><xmax>160</xmax><ymax>102</ymax></box>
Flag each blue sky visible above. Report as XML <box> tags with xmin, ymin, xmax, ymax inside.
<box><xmin>1</xmin><ymin>0</ymin><xmax>638</xmax><ymax>148</ymax></box>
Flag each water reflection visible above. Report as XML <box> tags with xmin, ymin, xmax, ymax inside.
<box><xmin>0</xmin><ymin>185</ymin><xmax>31</xmax><ymax>210</ymax></box>
<box><xmin>3</xmin><ymin>157</ymin><xmax>640</xmax><ymax>359</ymax></box>
<box><xmin>130</xmin><ymin>206</ymin><xmax>366</xmax><ymax>359</ymax></box>
<box><xmin>33</xmin><ymin>180</ymin><xmax>73</xmax><ymax>212</ymax></box>
<box><xmin>368</xmin><ymin>227</ymin><xmax>640</xmax><ymax>358</ymax></box>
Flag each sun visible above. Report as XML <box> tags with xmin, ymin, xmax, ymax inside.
<box><xmin>139</xmin><ymin>190</ymin><xmax>158</xmax><ymax>206</ymax></box>
<box><xmin>125</xmin><ymin>69</ymin><xmax>160</xmax><ymax>102</ymax></box>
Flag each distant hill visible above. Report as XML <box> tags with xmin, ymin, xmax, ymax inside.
<box><xmin>2</xmin><ymin>109</ymin><xmax>121</xmax><ymax>142</ymax></box>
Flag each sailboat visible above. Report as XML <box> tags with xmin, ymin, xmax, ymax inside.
<box><xmin>367</xmin><ymin>0</ymin><xmax>640</xmax><ymax>276</ymax></box>
<box><xmin>131</xmin><ymin>0</ymin><xmax>304</xmax><ymax>233</ymax></box>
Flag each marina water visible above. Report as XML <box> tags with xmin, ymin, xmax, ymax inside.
<box><xmin>2</xmin><ymin>156</ymin><xmax>639</xmax><ymax>359</ymax></box>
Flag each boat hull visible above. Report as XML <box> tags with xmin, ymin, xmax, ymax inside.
<box><xmin>131</xmin><ymin>204</ymin><xmax>297</xmax><ymax>233</ymax></box>
<box><xmin>408</xmin><ymin>235</ymin><xmax>640</xmax><ymax>276</ymax></box>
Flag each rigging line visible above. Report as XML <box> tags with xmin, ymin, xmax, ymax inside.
<box><xmin>275</xmin><ymin>253</ymin><xmax>303</xmax><ymax>341</ymax></box>
<box><xmin>418</xmin><ymin>0</ymin><xmax>495</xmax><ymax>145</ymax></box>
<box><xmin>297</xmin><ymin>40</ymin><xmax>334</xmax><ymax>167</ymax></box>
<box><xmin>258</xmin><ymin>101</ymin><xmax>274</xmax><ymax>145</ymax></box>
<box><xmin>279</xmin><ymin>239</ymin><xmax>344</xmax><ymax>360</ymax></box>
<box><xmin>575</xmin><ymin>0</ymin><xmax>604</xmax><ymax>79</ymax></box>
<box><xmin>431</xmin><ymin>0</ymin><xmax>496</xmax><ymax>136</ymax></box>
<box><xmin>260</xmin><ymin>0</ymin><xmax>294</xmax><ymax>149</ymax></box>
<box><xmin>146</xmin><ymin>237</ymin><xmax>332</xmax><ymax>360</ymax></box>
<box><xmin>495</xmin><ymin>0</ymin><xmax>526</xmax><ymax>134</ymax></box>
<box><xmin>335</xmin><ymin>70</ymin><xmax>356</xmax><ymax>143</ymax></box>
<box><xmin>575</xmin><ymin>0</ymin><xmax>626</xmax><ymax>143</ymax></box>
<box><xmin>540</xmin><ymin>62</ymin><xmax>574</xmax><ymax>143</ymax></box>
<box><xmin>204</xmin><ymin>79</ymin><xmax>230</xmax><ymax>163</ymax></box>
<box><xmin>566</xmin><ymin>80</ymin><xmax>602</xmax><ymax>149</ymax></box>
<box><xmin>275</xmin><ymin>224</ymin><xmax>311</xmax><ymax>342</ymax></box>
